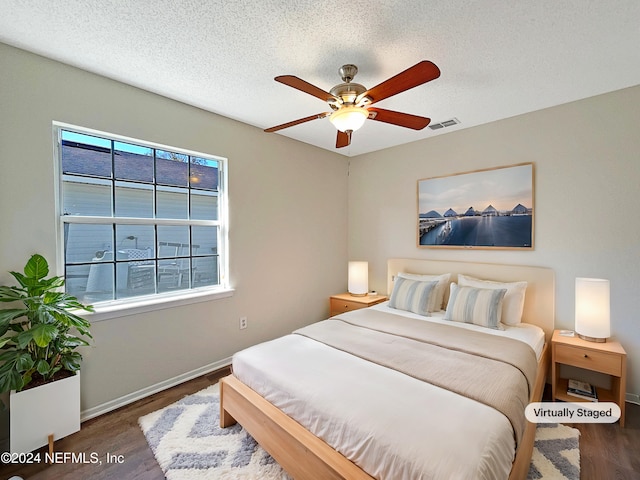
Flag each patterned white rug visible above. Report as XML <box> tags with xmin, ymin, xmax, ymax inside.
<box><xmin>139</xmin><ymin>384</ymin><xmax>579</xmax><ymax>480</ymax></box>
<box><xmin>528</xmin><ymin>423</ymin><xmax>580</xmax><ymax>479</ymax></box>
<box><xmin>139</xmin><ymin>383</ymin><xmax>290</xmax><ymax>480</ymax></box>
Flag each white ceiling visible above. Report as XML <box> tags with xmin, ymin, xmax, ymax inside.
<box><xmin>1</xmin><ymin>1</ymin><xmax>639</xmax><ymax>157</ymax></box>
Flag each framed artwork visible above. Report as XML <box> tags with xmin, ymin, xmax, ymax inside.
<box><xmin>417</xmin><ymin>163</ymin><xmax>534</xmax><ymax>249</ymax></box>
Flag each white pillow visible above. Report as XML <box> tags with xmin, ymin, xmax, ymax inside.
<box><xmin>444</xmin><ymin>284</ymin><xmax>506</xmax><ymax>330</ymax></box>
<box><xmin>397</xmin><ymin>272</ymin><xmax>451</xmax><ymax>311</ymax></box>
<box><xmin>457</xmin><ymin>274</ymin><xmax>527</xmax><ymax>326</ymax></box>
<box><xmin>389</xmin><ymin>277</ymin><xmax>439</xmax><ymax>316</ymax></box>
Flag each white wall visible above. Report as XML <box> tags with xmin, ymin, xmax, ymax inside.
<box><xmin>348</xmin><ymin>85</ymin><xmax>640</xmax><ymax>397</ymax></box>
<box><xmin>0</xmin><ymin>43</ymin><xmax>348</xmax><ymax>412</ymax></box>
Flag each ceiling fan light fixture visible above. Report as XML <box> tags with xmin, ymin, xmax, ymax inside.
<box><xmin>329</xmin><ymin>106</ymin><xmax>368</xmax><ymax>132</ymax></box>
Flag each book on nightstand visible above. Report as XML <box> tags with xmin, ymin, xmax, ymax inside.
<box><xmin>567</xmin><ymin>379</ymin><xmax>598</xmax><ymax>401</ymax></box>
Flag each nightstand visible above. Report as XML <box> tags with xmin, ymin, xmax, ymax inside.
<box><xmin>329</xmin><ymin>293</ymin><xmax>387</xmax><ymax>317</ymax></box>
<box><xmin>551</xmin><ymin>330</ymin><xmax>627</xmax><ymax>426</ymax></box>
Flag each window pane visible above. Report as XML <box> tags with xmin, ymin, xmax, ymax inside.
<box><xmin>114</xmin><ymin>141</ymin><xmax>154</xmax><ymax>183</ymax></box>
<box><xmin>191</xmin><ymin>190</ymin><xmax>218</xmax><ymax>220</ymax></box>
<box><xmin>157</xmin><ymin>226</ymin><xmax>189</xmax><ymax>258</ymax></box>
<box><xmin>65</xmin><ymin>264</ymin><xmax>93</xmax><ymax>303</ymax></box>
<box><xmin>158</xmin><ymin>259</ymin><xmax>190</xmax><ymax>292</ymax></box>
<box><xmin>63</xmin><ymin>178</ymin><xmax>112</xmax><ymax>216</ymax></box>
<box><xmin>116</xmin><ymin>262</ymin><xmax>156</xmax><ymax>299</ymax></box>
<box><xmin>115</xmin><ymin>225</ymin><xmax>155</xmax><ymax>258</ymax></box>
<box><xmin>65</xmin><ymin>224</ymin><xmax>113</xmax><ymax>264</ymax></box>
<box><xmin>192</xmin><ymin>226</ymin><xmax>218</xmax><ymax>255</ymax></box>
<box><xmin>156</xmin><ymin>150</ymin><xmax>188</xmax><ymax>186</ymax></box>
<box><xmin>84</xmin><ymin>262</ymin><xmax>115</xmax><ymax>303</ymax></box>
<box><xmin>61</xmin><ymin>131</ymin><xmax>112</xmax><ymax>178</ymax></box>
<box><xmin>190</xmin><ymin>157</ymin><xmax>218</xmax><ymax>191</ymax></box>
<box><xmin>192</xmin><ymin>257</ymin><xmax>218</xmax><ymax>288</ymax></box>
<box><xmin>115</xmin><ymin>181</ymin><xmax>153</xmax><ymax>218</ymax></box>
<box><xmin>157</xmin><ymin>186</ymin><xmax>188</xmax><ymax>219</ymax></box>
<box><xmin>128</xmin><ymin>263</ymin><xmax>156</xmax><ymax>293</ymax></box>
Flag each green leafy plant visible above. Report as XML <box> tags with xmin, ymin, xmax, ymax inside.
<box><xmin>0</xmin><ymin>254</ymin><xmax>93</xmax><ymax>393</ymax></box>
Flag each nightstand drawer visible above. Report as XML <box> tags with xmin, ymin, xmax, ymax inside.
<box><xmin>329</xmin><ymin>293</ymin><xmax>387</xmax><ymax>317</ymax></box>
<box><xmin>330</xmin><ymin>298</ymin><xmax>367</xmax><ymax>315</ymax></box>
<box><xmin>555</xmin><ymin>343</ymin><xmax>622</xmax><ymax>376</ymax></box>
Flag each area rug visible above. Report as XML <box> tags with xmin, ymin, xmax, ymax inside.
<box><xmin>527</xmin><ymin>423</ymin><xmax>580</xmax><ymax>480</ymax></box>
<box><xmin>139</xmin><ymin>384</ymin><xmax>579</xmax><ymax>480</ymax></box>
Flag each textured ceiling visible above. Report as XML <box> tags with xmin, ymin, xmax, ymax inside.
<box><xmin>1</xmin><ymin>1</ymin><xmax>639</xmax><ymax>157</ymax></box>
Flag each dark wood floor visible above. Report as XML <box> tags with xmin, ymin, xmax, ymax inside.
<box><xmin>539</xmin><ymin>388</ymin><xmax>640</xmax><ymax>479</ymax></box>
<box><xmin>1</xmin><ymin>370</ymin><xmax>638</xmax><ymax>479</ymax></box>
<box><xmin>0</xmin><ymin>368</ymin><xmax>231</xmax><ymax>480</ymax></box>
<box><xmin>571</xmin><ymin>404</ymin><xmax>640</xmax><ymax>479</ymax></box>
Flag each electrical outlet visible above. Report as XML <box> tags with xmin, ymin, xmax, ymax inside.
<box><xmin>239</xmin><ymin>316</ymin><xmax>248</xmax><ymax>330</ymax></box>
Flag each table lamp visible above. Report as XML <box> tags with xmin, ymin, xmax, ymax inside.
<box><xmin>348</xmin><ymin>261</ymin><xmax>368</xmax><ymax>297</ymax></box>
<box><xmin>575</xmin><ymin>277</ymin><xmax>610</xmax><ymax>342</ymax></box>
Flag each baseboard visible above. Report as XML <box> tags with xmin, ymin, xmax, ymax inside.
<box><xmin>80</xmin><ymin>357</ymin><xmax>232</xmax><ymax>422</ymax></box>
<box><xmin>626</xmin><ymin>392</ymin><xmax>640</xmax><ymax>405</ymax></box>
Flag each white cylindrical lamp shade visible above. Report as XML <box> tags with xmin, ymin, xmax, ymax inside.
<box><xmin>348</xmin><ymin>261</ymin><xmax>368</xmax><ymax>296</ymax></box>
<box><xmin>575</xmin><ymin>277</ymin><xmax>610</xmax><ymax>342</ymax></box>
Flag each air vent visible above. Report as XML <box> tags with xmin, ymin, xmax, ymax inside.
<box><xmin>429</xmin><ymin>118</ymin><xmax>460</xmax><ymax>130</ymax></box>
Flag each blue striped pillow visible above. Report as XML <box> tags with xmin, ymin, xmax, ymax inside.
<box><xmin>444</xmin><ymin>284</ymin><xmax>507</xmax><ymax>329</ymax></box>
<box><xmin>389</xmin><ymin>277</ymin><xmax>439</xmax><ymax>316</ymax></box>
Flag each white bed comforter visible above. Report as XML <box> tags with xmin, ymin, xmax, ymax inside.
<box><xmin>232</xmin><ymin>305</ymin><xmax>543</xmax><ymax>480</ymax></box>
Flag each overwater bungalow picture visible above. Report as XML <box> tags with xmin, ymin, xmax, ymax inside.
<box><xmin>418</xmin><ymin>163</ymin><xmax>533</xmax><ymax>249</ymax></box>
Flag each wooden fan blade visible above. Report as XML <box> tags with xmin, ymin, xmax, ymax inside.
<box><xmin>361</xmin><ymin>61</ymin><xmax>440</xmax><ymax>105</ymax></box>
<box><xmin>368</xmin><ymin>108</ymin><xmax>431</xmax><ymax>130</ymax></box>
<box><xmin>336</xmin><ymin>130</ymin><xmax>351</xmax><ymax>148</ymax></box>
<box><xmin>264</xmin><ymin>112</ymin><xmax>330</xmax><ymax>133</ymax></box>
<box><xmin>275</xmin><ymin>75</ymin><xmax>339</xmax><ymax>103</ymax></box>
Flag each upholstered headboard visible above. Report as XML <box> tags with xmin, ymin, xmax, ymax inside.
<box><xmin>387</xmin><ymin>258</ymin><xmax>555</xmax><ymax>341</ymax></box>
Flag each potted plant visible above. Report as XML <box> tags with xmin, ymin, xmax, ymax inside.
<box><xmin>0</xmin><ymin>254</ymin><xmax>93</xmax><ymax>453</ymax></box>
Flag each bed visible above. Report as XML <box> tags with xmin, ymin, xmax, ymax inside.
<box><xmin>220</xmin><ymin>259</ymin><xmax>554</xmax><ymax>480</ymax></box>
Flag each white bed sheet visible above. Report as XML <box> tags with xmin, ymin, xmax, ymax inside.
<box><xmin>371</xmin><ymin>301</ymin><xmax>546</xmax><ymax>360</ymax></box>
<box><xmin>232</xmin><ymin>307</ymin><xmax>543</xmax><ymax>480</ymax></box>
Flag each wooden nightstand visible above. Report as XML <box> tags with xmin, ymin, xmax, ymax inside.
<box><xmin>329</xmin><ymin>293</ymin><xmax>387</xmax><ymax>317</ymax></box>
<box><xmin>551</xmin><ymin>330</ymin><xmax>627</xmax><ymax>426</ymax></box>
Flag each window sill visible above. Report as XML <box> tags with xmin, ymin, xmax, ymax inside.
<box><xmin>82</xmin><ymin>287</ymin><xmax>235</xmax><ymax>322</ymax></box>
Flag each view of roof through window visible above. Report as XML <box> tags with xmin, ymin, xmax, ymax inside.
<box><xmin>61</xmin><ymin>131</ymin><xmax>219</xmax><ymax>191</ymax></box>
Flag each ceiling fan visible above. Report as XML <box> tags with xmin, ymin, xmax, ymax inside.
<box><xmin>264</xmin><ymin>61</ymin><xmax>440</xmax><ymax>148</ymax></box>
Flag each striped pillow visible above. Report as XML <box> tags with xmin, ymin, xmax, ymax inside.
<box><xmin>444</xmin><ymin>284</ymin><xmax>507</xmax><ymax>329</ymax></box>
<box><xmin>457</xmin><ymin>274</ymin><xmax>527</xmax><ymax>325</ymax></box>
<box><xmin>396</xmin><ymin>272</ymin><xmax>451</xmax><ymax>311</ymax></box>
<box><xmin>389</xmin><ymin>277</ymin><xmax>439</xmax><ymax>316</ymax></box>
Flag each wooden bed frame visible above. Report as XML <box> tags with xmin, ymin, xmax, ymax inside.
<box><xmin>220</xmin><ymin>259</ymin><xmax>555</xmax><ymax>480</ymax></box>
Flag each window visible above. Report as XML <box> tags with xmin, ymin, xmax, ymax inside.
<box><xmin>56</xmin><ymin>124</ymin><xmax>228</xmax><ymax>307</ymax></box>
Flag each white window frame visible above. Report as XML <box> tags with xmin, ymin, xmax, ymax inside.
<box><xmin>53</xmin><ymin>122</ymin><xmax>232</xmax><ymax>320</ymax></box>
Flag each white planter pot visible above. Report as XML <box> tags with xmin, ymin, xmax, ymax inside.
<box><xmin>10</xmin><ymin>372</ymin><xmax>80</xmax><ymax>454</ymax></box>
